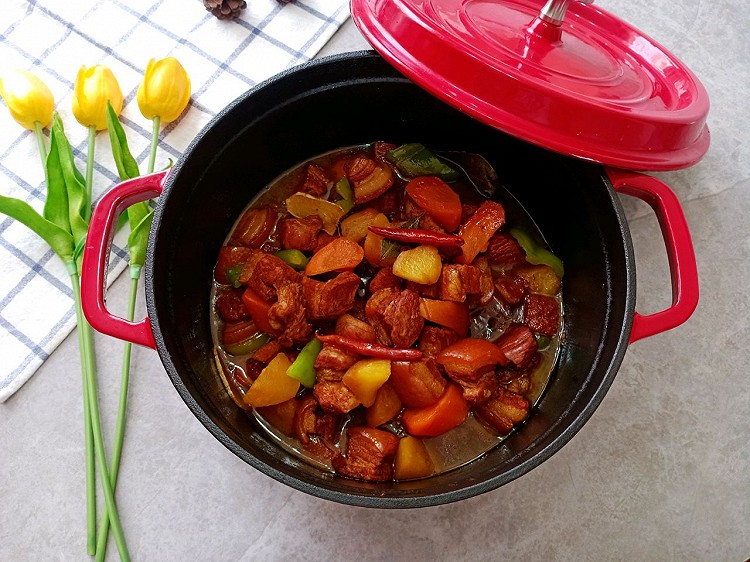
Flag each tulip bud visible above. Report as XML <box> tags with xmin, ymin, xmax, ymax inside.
<box><xmin>0</xmin><ymin>69</ymin><xmax>55</xmax><ymax>130</ymax></box>
<box><xmin>72</xmin><ymin>65</ymin><xmax>123</xmax><ymax>130</ymax></box>
<box><xmin>137</xmin><ymin>57</ymin><xmax>191</xmax><ymax>123</ymax></box>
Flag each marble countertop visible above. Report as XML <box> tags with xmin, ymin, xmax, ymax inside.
<box><xmin>2</xmin><ymin>3</ymin><xmax>749</xmax><ymax>560</ymax></box>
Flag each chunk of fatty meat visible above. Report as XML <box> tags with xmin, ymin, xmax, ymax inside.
<box><xmin>418</xmin><ymin>326</ymin><xmax>460</xmax><ymax>359</ymax></box>
<box><xmin>214</xmin><ymin>288</ymin><xmax>251</xmax><ymax>322</ymax></box>
<box><xmin>523</xmin><ymin>294</ymin><xmax>560</xmax><ymax>336</ymax></box>
<box><xmin>487</xmin><ymin>233</ymin><xmax>526</xmax><ymax>267</ymax></box>
<box><xmin>345</xmin><ymin>155</ymin><xmax>395</xmax><ymax>204</ymax></box>
<box><xmin>384</xmin><ymin>289</ymin><xmax>424</xmax><ymax>348</ymax></box>
<box><xmin>302</xmin><ymin>272</ymin><xmax>361</xmax><ymax>321</ymax></box>
<box><xmin>240</xmin><ymin>253</ymin><xmax>300</xmax><ymax>301</ymax></box>
<box><xmin>268</xmin><ymin>283</ymin><xmax>311</xmax><ymax>347</ymax></box>
<box><xmin>456</xmin><ymin>371</ymin><xmax>498</xmax><ymax>406</ymax></box>
<box><xmin>369</xmin><ymin>266</ymin><xmax>402</xmax><ymax>294</ymax></box>
<box><xmin>332</xmin><ymin>426</ymin><xmax>400</xmax><ymax>482</ymax></box>
<box><xmin>335</xmin><ymin>313</ymin><xmax>377</xmax><ymax>343</ymax></box>
<box><xmin>314</xmin><ymin>344</ymin><xmax>360</xmax><ymax>371</ymax></box>
<box><xmin>300</xmin><ymin>163</ymin><xmax>330</xmax><ymax>197</ymax></box>
<box><xmin>251</xmin><ymin>339</ymin><xmax>283</xmax><ymax>364</ymax></box>
<box><xmin>293</xmin><ymin>396</ymin><xmax>336</xmax><ymax>460</ymax></box>
<box><xmin>390</xmin><ymin>359</ymin><xmax>447</xmax><ymax>408</ymax></box>
<box><xmin>365</xmin><ymin>288</ymin><xmax>399</xmax><ymax>345</ymax></box>
<box><xmin>278</xmin><ymin>215</ymin><xmax>323</xmax><ymax>251</ymax></box>
<box><xmin>495</xmin><ymin>324</ymin><xmax>538</xmax><ymax>369</ymax></box>
<box><xmin>313</xmin><ymin>381</ymin><xmax>360</xmax><ymax>414</ymax></box>
<box><xmin>494</xmin><ymin>275</ymin><xmax>528</xmax><ymax>307</ymax></box>
<box><xmin>437</xmin><ymin>338</ymin><xmax>507</xmax><ymax>383</ymax></box>
<box><xmin>474</xmin><ymin>388</ymin><xmax>530</xmax><ymax>434</ymax></box>
<box><xmin>439</xmin><ymin>264</ymin><xmax>482</xmax><ymax>302</ymax></box>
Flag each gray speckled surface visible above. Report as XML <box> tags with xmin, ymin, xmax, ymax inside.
<box><xmin>3</xmin><ymin>3</ymin><xmax>750</xmax><ymax>560</ymax></box>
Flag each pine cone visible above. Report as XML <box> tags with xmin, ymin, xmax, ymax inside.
<box><xmin>204</xmin><ymin>0</ymin><xmax>247</xmax><ymax>20</ymax></box>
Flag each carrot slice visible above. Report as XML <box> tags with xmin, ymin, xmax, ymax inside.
<box><xmin>241</xmin><ymin>287</ymin><xmax>274</xmax><ymax>335</ymax></box>
<box><xmin>304</xmin><ymin>237</ymin><xmax>364</xmax><ymax>277</ymax></box>
<box><xmin>457</xmin><ymin>200</ymin><xmax>506</xmax><ymax>264</ymax></box>
<box><xmin>418</xmin><ymin>298</ymin><xmax>470</xmax><ymax>337</ymax></box>
<box><xmin>402</xmin><ymin>383</ymin><xmax>469</xmax><ymax>437</ymax></box>
<box><xmin>405</xmin><ymin>176</ymin><xmax>462</xmax><ymax>232</ymax></box>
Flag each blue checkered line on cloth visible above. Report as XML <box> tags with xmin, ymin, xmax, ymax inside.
<box><xmin>0</xmin><ymin>0</ymin><xmax>350</xmax><ymax>402</ymax></box>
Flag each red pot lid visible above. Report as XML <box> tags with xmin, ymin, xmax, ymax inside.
<box><xmin>351</xmin><ymin>0</ymin><xmax>710</xmax><ymax>170</ymax></box>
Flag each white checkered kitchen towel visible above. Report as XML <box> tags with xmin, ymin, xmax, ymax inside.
<box><xmin>0</xmin><ymin>0</ymin><xmax>350</xmax><ymax>402</ymax></box>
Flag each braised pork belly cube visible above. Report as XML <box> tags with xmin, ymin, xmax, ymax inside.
<box><xmin>495</xmin><ymin>324</ymin><xmax>538</xmax><ymax>369</ymax></box>
<box><xmin>440</xmin><ymin>263</ymin><xmax>482</xmax><ymax>302</ymax></box>
<box><xmin>300</xmin><ymin>163</ymin><xmax>330</xmax><ymax>197</ymax></box>
<box><xmin>314</xmin><ymin>344</ymin><xmax>360</xmax><ymax>371</ymax></box>
<box><xmin>418</xmin><ymin>326</ymin><xmax>460</xmax><ymax>359</ymax></box>
<box><xmin>335</xmin><ymin>313</ymin><xmax>377</xmax><ymax>343</ymax></box>
<box><xmin>486</xmin><ymin>233</ymin><xmax>526</xmax><ymax>267</ymax></box>
<box><xmin>332</xmin><ymin>426</ymin><xmax>400</xmax><ymax>482</ymax></box>
<box><xmin>313</xmin><ymin>381</ymin><xmax>360</xmax><ymax>414</ymax></box>
<box><xmin>251</xmin><ymin>340</ymin><xmax>283</xmax><ymax>364</ymax></box>
<box><xmin>523</xmin><ymin>294</ymin><xmax>560</xmax><ymax>336</ymax></box>
<box><xmin>240</xmin><ymin>253</ymin><xmax>300</xmax><ymax>301</ymax></box>
<box><xmin>268</xmin><ymin>283</ymin><xmax>311</xmax><ymax>347</ymax></box>
<box><xmin>457</xmin><ymin>371</ymin><xmax>498</xmax><ymax>406</ymax></box>
<box><xmin>278</xmin><ymin>215</ymin><xmax>323</xmax><ymax>251</ymax></box>
<box><xmin>214</xmin><ymin>288</ymin><xmax>251</xmax><ymax>322</ymax></box>
<box><xmin>293</xmin><ymin>396</ymin><xmax>336</xmax><ymax>460</ymax></box>
<box><xmin>369</xmin><ymin>266</ymin><xmax>402</xmax><ymax>294</ymax></box>
<box><xmin>365</xmin><ymin>287</ymin><xmax>424</xmax><ymax>347</ymax></box>
<box><xmin>390</xmin><ymin>359</ymin><xmax>447</xmax><ymax>408</ymax></box>
<box><xmin>474</xmin><ymin>388</ymin><xmax>530</xmax><ymax>434</ymax></box>
<box><xmin>494</xmin><ymin>275</ymin><xmax>528</xmax><ymax>307</ymax></box>
<box><xmin>302</xmin><ymin>272</ymin><xmax>361</xmax><ymax>321</ymax></box>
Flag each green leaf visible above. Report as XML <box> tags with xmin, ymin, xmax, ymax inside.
<box><xmin>106</xmin><ymin>101</ymin><xmax>140</xmax><ymax>181</ymax></box>
<box><xmin>0</xmin><ymin>195</ymin><xmax>75</xmax><ymax>262</ymax></box>
<box><xmin>51</xmin><ymin>114</ymin><xmax>90</xmax><ymax>247</ymax></box>
<box><xmin>43</xmin><ymin>130</ymin><xmax>71</xmax><ymax>234</ymax></box>
<box><xmin>380</xmin><ymin>215</ymin><xmax>421</xmax><ymax>259</ymax></box>
<box><xmin>126</xmin><ymin>204</ymin><xmax>154</xmax><ymax>267</ymax></box>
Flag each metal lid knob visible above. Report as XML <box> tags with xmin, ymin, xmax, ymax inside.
<box><xmin>539</xmin><ymin>0</ymin><xmax>594</xmax><ymax>26</ymax></box>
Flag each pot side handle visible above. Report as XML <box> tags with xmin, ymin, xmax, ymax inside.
<box><xmin>81</xmin><ymin>170</ymin><xmax>169</xmax><ymax>349</ymax></box>
<box><xmin>607</xmin><ymin>168</ymin><xmax>699</xmax><ymax>343</ymax></box>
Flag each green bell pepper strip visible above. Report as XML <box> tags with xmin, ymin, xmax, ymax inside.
<box><xmin>386</xmin><ymin>143</ymin><xmax>459</xmax><ymax>181</ymax></box>
<box><xmin>334</xmin><ymin>177</ymin><xmax>355</xmax><ymax>214</ymax></box>
<box><xmin>274</xmin><ymin>249</ymin><xmax>309</xmax><ymax>271</ymax></box>
<box><xmin>226</xmin><ymin>264</ymin><xmax>244</xmax><ymax>287</ymax></box>
<box><xmin>224</xmin><ymin>332</ymin><xmax>271</xmax><ymax>356</ymax></box>
<box><xmin>510</xmin><ymin>228</ymin><xmax>565</xmax><ymax>278</ymax></box>
<box><xmin>286</xmin><ymin>337</ymin><xmax>323</xmax><ymax>388</ymax></box>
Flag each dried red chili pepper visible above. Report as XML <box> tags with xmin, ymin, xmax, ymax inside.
<box><xmin>367</xmin><ymin>226</ymin><xmax>465</xmax><ymax>247</ymax></box>
<box><xmin>316</xmin><ymin>334</ymin><xmax>423</xmax><ymax>361</ymax></box>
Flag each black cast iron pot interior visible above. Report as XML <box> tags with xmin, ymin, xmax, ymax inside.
<box><xmin>145</xmin><ymin>51</ymin><xmax>635</xmax><ymax>507</ymax></box>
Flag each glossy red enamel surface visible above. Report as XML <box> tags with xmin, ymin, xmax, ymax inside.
<box><xmin>351</xmin><ymin>0</ymin><xmax>710</xmax><ymax>170</ymax></box>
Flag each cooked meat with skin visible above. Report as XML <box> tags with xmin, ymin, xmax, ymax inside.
<box><xmin>268</xmin><ymin>282</ymin><xmax>311</xmax><ymax>347</ymax></box>
<box><xmin>241</xmin><ymin>253</ymin><xmax>300</xmax><ymax>301</ymax></box>
<box><xmin>369</xmin><ymin>266</ymin><xmax>402</xmax><ymax>294</ymax></box>
<box><xmin>495</xmin><ymin>324</ymin><xmax>538</xmax><ymax>369</ymax></box>
<box><xmin>523</xmin><ymin>294</ymin><xmax>561</xmax><ymax>336</ymax></box>
<box><xmin>390</xmin><ymin>359</ymin><xmax>447</xmax><ymax>408</ymax></box>
<box><xmin>214</xmin><ymin>289</ymin><xmax>251</xmax><ymax>322</ymax></box>
<box><xmin>334</xmin><ymin>313</ymin><xmax>377</xmax><ymax>343</ymax></box>
<box><xmin>278</xmin><ymin>215</ymin><xmax>323</xmax><ymax>251</ymax></box>
<box><xmin>494</xmin><ymin>275</ymin><xmax>528</xmax><ymax>307</ymax></box>
<box><xmin>300</xmin><ymin>163</ymin><xmax>330</xmax><ymax>197</ymax></box>
<box><xmin>474</xmin><ymin>388</ymin><xmax>530</xmax><ymax>434</ymax></box>
<box><xmin>455</xmin><ymin>370</ymin><xmax>498</xmax><ymax>405</ymax></box>
<box><xmin>440</xmin><ymin>264</ymin><xmax>482</xmax><ymax>302</ymax></box>
<box><xmin>302</xmin><ymin>272</ymin><xmax>361</xmax><ymax>321</ymax></box>
<box><xmin>292</xmin><ymin>396</ymin><xmax>337</xmax><ymax>460</ymax></box>
<box><xmin>332</xmin><ymin>426</ymin><xmax>400</xmax><ymax>482</ymax></box>
<box><xmin>251</xmin><ymin>340</ymin><xmax>283</xmax><ymax>364</ymax></box>
<box><xmin>383</xmin><ymin>289</ymin><xmax>424</xmax><ymax>348</ymax></box>
<box><xmin>314</xmin><ymin>344</ymin><xmax>360</xmax><ymax>371</ymax></box>
<box><xmin>487</xmin><ymin>233</ymin><xmax>526</xmax><ymax>267</ymax></box>
<box><xmin>365</xmin><ymin>287</ymin><xmax>399</xmax><ymax>345</ymax></box>
<box><xmin>313</xmin><ymin>381</ymin><xmax>360</xmax><ymax>414</ymax></box>
<box><xmin>418</xmin><ymin>326</ymin><xmax>460</xmax><ymax>358</ymax></box>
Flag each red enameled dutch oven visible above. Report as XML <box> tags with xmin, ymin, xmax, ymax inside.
<box><xmin>81</xmin><ymin>0</ymin><xmax>705</xmax><ymax>507</ymax></box>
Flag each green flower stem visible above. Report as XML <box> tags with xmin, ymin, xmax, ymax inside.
<box><xmin>33</xmin><ymin>122</ymin><xmax>48</xmax><ymax>185</ymax></box>
<box><xmin>67</xmin><ymin>260</ymin><xmax>97</xmax><ymax>556</ymax></box>
<box><xmin>94</xmin><ymin>265</ymin><xmax>140</xmax><ymax>561</ymax></box>
<box><xmin>85</xmin><ymin>125</ymin><xmax>96</xmax><ymax>204</ymax></box>
<box><xmin>70</xmin><ymin>271</ymin><xmax>131</xmax><ymax>562</ymax></box>
<box><xmin>147</xmin><ymin>116</ymin><xmax>160</xmax><ymax>174</ymax></box>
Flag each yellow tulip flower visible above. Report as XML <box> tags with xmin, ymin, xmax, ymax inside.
<box><xmin>0</xmin><ymin>69</ymin><xmax>54</xmax><ymax>130</ymax></box>
<box><xmin>72</xmin><ymin>64</ymin><xmax>123</xmax><ymax>130</ymax></box>
<box><xmin>137</xmin><ymin>57</ymin><xmax>191</xmax><ymax>123</ymax></box>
